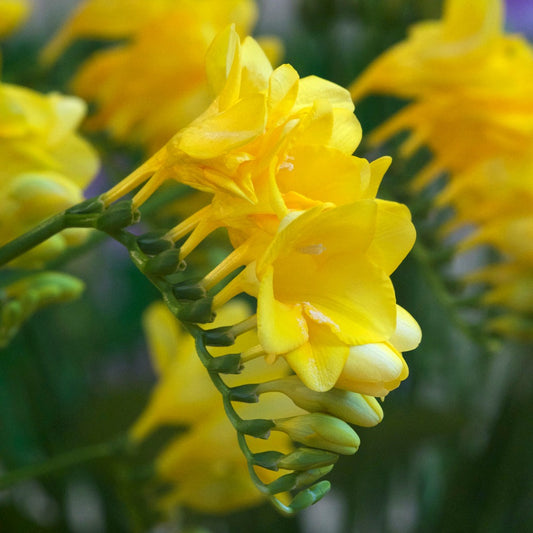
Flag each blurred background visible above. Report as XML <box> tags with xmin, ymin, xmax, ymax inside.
<box><xmin>1</xmin><ymin>1</ymin><xmax>532</xmax><ymax>531</ymax></box>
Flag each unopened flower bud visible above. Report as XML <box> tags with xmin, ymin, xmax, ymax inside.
<box><xmin>274</xmin><ymin>413</ymin><xmax>360</xmax><ymax>455</ymax></box>
<box><xmin>96</xmin><ymin>200</ymin><xmax>140</xmax><ymax>232</ymax></box>
<box><xmin>289</xmin><ymin>481</ymin><xmax>331</xmax><ymax>512</ymax></box>
<box><xmin>137</xmin><ymin>230</ymin><xmax>173</xmax><ymax>255</ymax></box>
<box><xmin>260</xmin><ymin>376</ymin><xmax>383</xmax><ymax>427</ymax></box>
<box><xmin>277</xmin><ymin>447</ymin><xmax>338</xmax><ymax>471</ymax></box>
<box><xmin>144</xmin><ymin>248</ymin><xmax>184</xmax><ymax>276</ymax></box>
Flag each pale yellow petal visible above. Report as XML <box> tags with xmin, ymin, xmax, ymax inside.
<box><xmin>390</xmin><ymin>305</ymin><xmax>422</xmax><ymax>352</ymax></box>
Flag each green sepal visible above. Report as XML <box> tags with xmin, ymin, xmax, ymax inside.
<box><xmin>267</xmin><ymin>472</ymin><xmax>298</xmax><ymax>494</ymax></box>
<box><xmin>236</xmin><ymin>418</ymin><xmax>274</xmax><ymax>439</ymax></box>
<box><xmin>177</xmin><ymin>297</ymin><xmax>215</xmax><ymax>323</ymax></box>
<box><xmin>172</xmin><ymin>281</ymin><xmax>207</xmax><ymax>301</ymax></box>
<box><xmin>202</xmin><ymin>325</ymin><xmax>235</xmax><ymax>346</ymax></box>
<box><xmin>137</xmin><ymin>231</ymin><xmax>173</xmax><ymax>255</ymax></box>
<box><xmin>206</xmin><ymin>352</ymin><xmax>242</xmax><ymax>374</ymax></box>
<box><xmin>65</xmin><ymin>196</ymin><xmax>104</xmax><ymax>215</ymax></box>
<box><xmin>229</xmin><ymin>384</ymin><xmax>260</xmax><ymax>403</ymax></box>
<box><xmin>288</xmin><ymin>481</ymin><xmax>331</xmax><ymax>512</ymax></box>
<box><xmin>96</xmin><ymin>200</ymin><xmax>140</xmax><ymax>232</ymax></box>
<box><xmin>252</xmin><ymin>451</ymin><xmax>284</xmax><ymax>471</ymax></box>
<box><xmin>277</xmin><ymin>447</ymin><xmax>339</xmax><ymax>471</ymax></box>
<box><xmin>144</xmin><ymin>249</ymin><xmax>184</xmax><ymax>276</ymax></box>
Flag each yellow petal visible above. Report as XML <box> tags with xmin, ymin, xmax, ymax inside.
<box><xmin>257</xmin><ymin>266</ymin><xmax>309</xmax><ymax>354</ymax></box>
<box><xmin>267</xmin><ymin>63</ymin><xmax>300</xmax><ymax>121</ymax></box>
<box><xmin>366</xmin><ymin>200</ymin><xmax>416</xmax><ymax>275</ymax></box>
<box><xmin>364</xmin><ymin>156</ymin><xmax>392</xmax><ymax>199</ymax></box>
<box><xmin>285</xmin><ymin>322</ymin><xmax>350</xmax><ymax>392</ymax></box>
<box><xmin>205</xmin><ymin>24</ymin><xmax>242</xmax><ymax>107</ymax></box>
<box><xmin>178</xmin><ymin>93</ymin><xmax>266</xmax><ymax>159</ymax></box>
<box><xmin>295</xmin><ymin>75</ymin><xmax>354</xmax><ymax>112</ymax></box>
<box><xmin>142</xmin><ymin>301</ymin><xmax>183</xmax><ymax>375</ymax></box>
<box><xmin>277</xmin><ymin>145</ymin><xmax>370</xmax><ymax>207</ymax></box>
<box><xmin>442</xmin><ymin>0</ymin><xmax>503</xmax><ymax>42</ymax></box>
<box><xmin>240</xmin><ymin>35</ymin><xmax>273</xmax><ymax>96</ymax></box>
<box><xmin>336</xmin><ymin>342</ymin><xmax>407</xmax><ymax>396</ymax></box>
<box><xmin>390</xmin><ymin>305</ymin><xmax>422</xmax><ymax>352</ymax></box>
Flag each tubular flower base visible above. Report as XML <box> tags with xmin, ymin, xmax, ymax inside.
<box><xmin>92</xmin><ymin>25</ymin><xmax>421</xmax><ymax>513</ymax></box>
<box><xmin>42</xmin><ymin>0</ymin><xmax>280</xmax><ymax>153</ymax></box>
<box><xmin>350</xmin><ymin>0</ymin><xmax>533</xmax><ymax>336</ymax></box>
<box><xmin>0</xmin><ymin>81</ymin><xmax>99</xmax><ymax>266</ymax></box>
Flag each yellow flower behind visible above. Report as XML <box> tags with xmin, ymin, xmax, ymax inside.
<box><xmin>43</xmin><ymin>0</ymin><xmax>273</xmax><ymax>153</ymax></box>
<box><xmin>0</xmin><ymin>0</ymin><xmax>29</xmax><ymax>37</ymax></box>
<box><xmin>0</xmin><ymin>81</ymin><xmax>99</xmax><ymax>267</ymax></box>
<box><xmin>131</xmin><ymin>300</ymin><xmax>300</xmax><ymax>514</ymax></box>
<box><xmin>350</xmin><ymin>0</ymin><xmax>533</xmax><ymax>187</ymax></box>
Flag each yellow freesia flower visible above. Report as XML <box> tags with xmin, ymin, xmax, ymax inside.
<box><xmin>0</xmin><ymin>0</ymin><xmax>29</xmax><ymax>37</ymax></box>
<box><xmin>214</xmin><ymin>201</ymin><xmax>416</xmax><ymax>392</ymax></box>
<box><xmin>350</xmin><ymin>0</ymin><xmax>533</xmax><ymax>186</ymax></box>
<box><xmin>43</xmin><ymin>0</ymin><xmax>270</xmax><ymax>153</ymax></box>
<box><xmin>103</xmin><ymin>25</ymin><xmax>383</xmax><ymax>259</ymax></box>
<box><xmin>0</xmin><ymin>82</ymin><xmax>99</xmax><ymax>266</ymax></box>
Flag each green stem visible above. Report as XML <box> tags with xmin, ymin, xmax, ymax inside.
<box><xmin>0</xmin><ymin>435</ymin><xmax>129</xmax><ymax>490</ymax></box>
<box><xmin>0</xmin><ymin>213</ymin><xmax>66</xmax><ymax>268</ymax></box>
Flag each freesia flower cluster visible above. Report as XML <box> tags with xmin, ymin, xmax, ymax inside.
<box><xmin>351</xmin><ymin>0</ymin><xmax>533</xmax><ymax>338</ymax></box>
<box><xmin>98</xmin><ymin>25</ymin><xmax>421</xmax><ymax>511</ymax></box>
<box><xmin>106</xmin><ymin>25</ymin><xmax>421</xmax><ymax>395</ymax></box>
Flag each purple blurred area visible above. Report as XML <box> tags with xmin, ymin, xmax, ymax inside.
<box><xmin>506</xmin><ymin>0</ymin><xmax>533</xmax><ymax>37</ymax></box>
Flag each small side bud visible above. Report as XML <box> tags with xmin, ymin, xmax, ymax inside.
<box><xmin>96</xmin><ymin>200</ymin><xmax>140</xmax><ymax>232</ymax></box>
<box><xmin>275</xmin><ymin>413</ymin><xmax>360</xmax><ymax>455</ymax></box>
<box><xmin>177</xmin><ymin>297</ymin><xmax>215</xmax><ymax>323</ymax></box>
<box><xmin>289</xmin><ymin>481</ymin><xmax>331</xmax><ymax>512</ymax></box>
<box><xmin>144</xmin><ymin>249</ymin><xmax>183</xmax><ymax>276</ymax></box>
<box><xmin>236</xmin><ymin>418</ymin><xmax>275</xmax><ymax>439</ymax></box>
<box><xmin>277</xmin><ymin>447</ymin><xmax>339</xmax><ymax>471</ymax></box>
<box><xmin>137</xmin><ymin>231</ymin><xmax>173</xmax><ymax>255</ymax></box>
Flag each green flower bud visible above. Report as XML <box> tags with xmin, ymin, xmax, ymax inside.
<box><xmin>260</xmin><ymin>376</ymin><xmax>383</xmax><ymax>427</ymax></box>
<box><xmin>236</xmin><ymin>418</ymin><xmax>275</xmax><ymax>439</ymax></box>
<box><xmin>136</xmin><ymin>230</ymin><xmax>173</xmax><ymax>255</ymax></box>
<box><xmin>274</xmin><ymin>413</ymin><xmax>360</xmax><ymax>455</ymax></box>
<box><xmin>206</xmin><ymin>352</ymin><xmax>242</xmax><ymax>374</ymax></box>
<box><xmin>289</xmin><ymin>481</ymin><xmax>331</xmax><ymax>512</ymax></box>
<box><xmin>229</xmin><ymin>383</ymin><xmax>260</xmax><ymax>403</ymax></box>
<box><xmin>144</xmin><ymin>248</ymin><xmax>184</xmax><ymax>276</ymax></box>
<box><xmin>277</xmin><ymin>447</ymin><xmax>338</xmax><ymax>471</ymax></box>
<box><xmin>252</xmin><ymin>451</ymin><xmax>284</xmax><ymax>471</ymax></box>
<box><xmin>203</xmin><ymin>325</ymin><xmax>236</xmax><ymax>346</ymax></box>
<box><xmin>172</xmin><ymin>281</ymin><xmax>207</xmax><ymax>301</ymax></box>
<box><xmin>96</xmin><ymin>200</ymin><xmax>140</xmax><ymax>232</ymax></box>
<box><xmin>177</xmin><ymin>297</ymin><xmax>215</xmax><ymax>323</ymax></box>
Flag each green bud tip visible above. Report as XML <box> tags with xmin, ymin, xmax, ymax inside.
<box><xmin>177</xmin><ymin>297</ymin><xmax>215</xmax><ymax>324</ymax></box>
<box><xmin>144</xmin><ymin>248</ymin><xmax>183</xmax><ymax>276</ymax></box>
<box><xmin>289</xmin><ymin>481</ymin><xmax>331</xmax><ymax>512</ymax></box>
<box><xmin>136</xmin><ymin>231</ymin><xmax>173</xmax><ymax>255</ymax></box>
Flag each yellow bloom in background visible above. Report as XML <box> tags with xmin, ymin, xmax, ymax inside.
<box><xmin>350</xmin><ymin>0</ymin><xmax>533</xmax><ymax>186</ymax></box>
<box><xmin>0</xmin><ymin>0</ymin><xmax>29</xmax><ymax>37</ymax></box>
<box><xmin>131</xmin><ymin>300</ymin><xmax>300</xmax><ymax>514</ymax></box>
<box><xmin>350</xmin><ymin>0</ymin><xmax>533</xmax><ymax>335</ymax></box>
<box><xmin>43</xmin><ymin>0</ymin><xmax>274</xmax><ymax>153</ymax></box>
<box><xmin>0</xmin><ymin>82</ymin><xmax>99</xmax><ymax>267</ymax></box>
